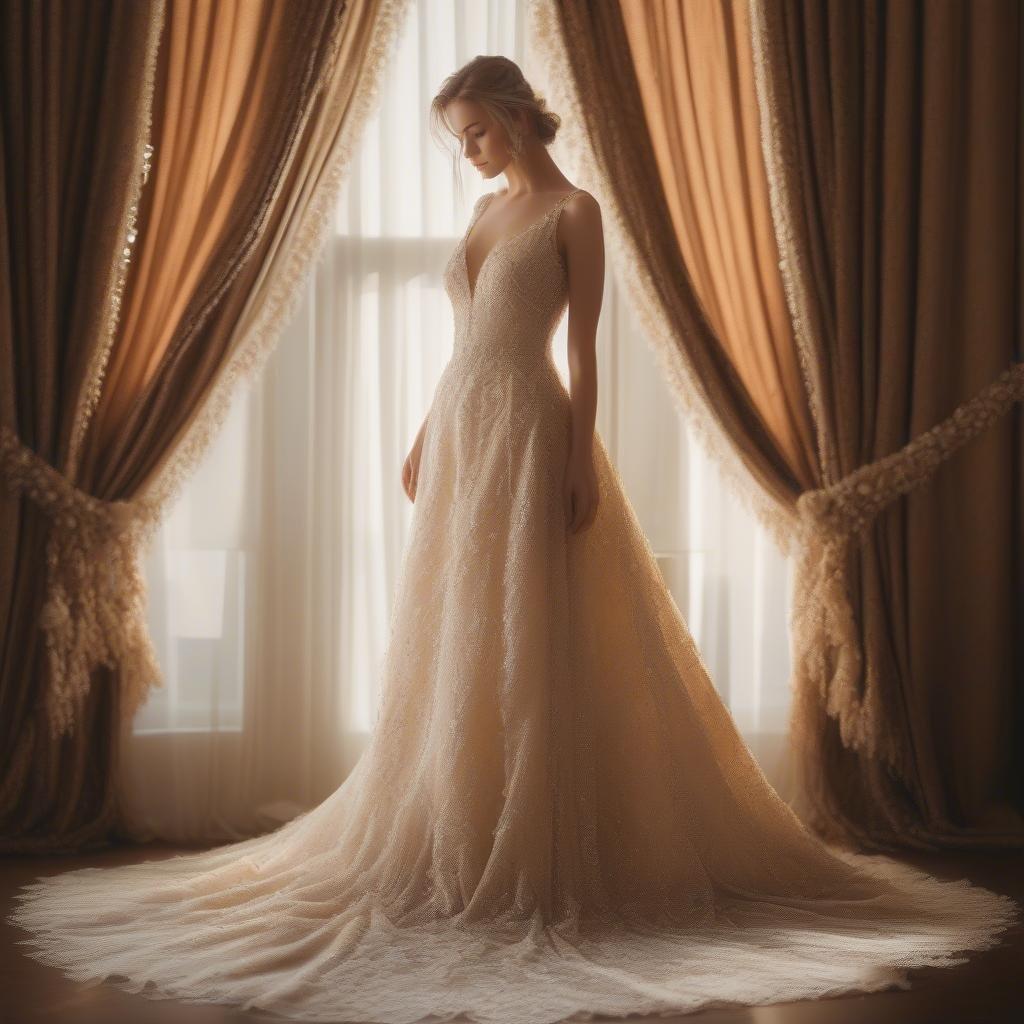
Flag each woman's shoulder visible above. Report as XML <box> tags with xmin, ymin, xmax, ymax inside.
<box><xmin>558</xmin><ymin>188</ymin><xmax>599</xmax><ymax>219</ymax></box>
<box><xmin>565</xmin><ymin>186</ymin><xmax>597</xmax><ymax>205</ymax></box>
<box><xmin>469</xmin><ymin>190</ymin><xmax>503</xmax><ymax>218</ymax></box>
<box><xmin>561</xmin><ymin>188</ymin><xmax>600</xmax><ymax>222</ymax></box>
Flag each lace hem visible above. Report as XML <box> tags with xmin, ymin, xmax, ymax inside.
<box><xmin>8</xmin><ymin>840</ymin><xmax>1018</xmax><ymax>1023</ymax></box>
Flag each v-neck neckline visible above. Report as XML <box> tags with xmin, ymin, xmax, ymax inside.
<box><xmin>462</xmin><ymin>189</ymin><xmax>580</xmax><ymax>302</ymax></box>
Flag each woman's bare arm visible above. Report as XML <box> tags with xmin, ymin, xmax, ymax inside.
<box><xmin>558</xmin><ymin>191</ymin><xmax>604</xmax><ymax>531</ymax></box>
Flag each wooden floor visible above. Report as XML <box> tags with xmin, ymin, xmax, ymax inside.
<box><xmin>1</xmin><ymin>844</ymin><xmax>1021</xmax><ymax>1024</ymax></box>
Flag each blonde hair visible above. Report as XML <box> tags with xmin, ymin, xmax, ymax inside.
<box><xmin>430</xmin><ymin>56</ymin><xmax>561</xmax><ymax>198</ymax></box>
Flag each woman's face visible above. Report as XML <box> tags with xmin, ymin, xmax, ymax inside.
<box><xmin>446</xmin><ymin>98</ymin><xmax>517</xmax><ymax>180</ymax></box>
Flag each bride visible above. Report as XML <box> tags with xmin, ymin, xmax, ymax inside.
<box><xmin>10</xmin><ymin>55</ymin><xmax>1016</xmax><ymax>1023</ymax></box>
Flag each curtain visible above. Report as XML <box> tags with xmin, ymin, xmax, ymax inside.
<box><xmin>0</xmin><ymin>0</ymin><xmax>409</xmax><ymax>853</ymax></box>
<box><xmin>0</xmin><ymin>0</ymin><xmax>164</xmax><ymax>855</ymax></box>
<box><xmin>619</xmin><ymin>0</ymin><xmax>818</xmax><ymax>492</ymax></box>
<box><xmin>753</xmin><ymin>0</ymin><xmax>1024</xmax><ymax>847</ymax></box>
<box><xmin>530</xmin><ymin>0</ymin><xmax>1024</xmax><ymax>848</ymax></box>
<box><xmin>122</xmin><ymin>0</ymin><xmax>798</xmax><ymax>844</ymax></box>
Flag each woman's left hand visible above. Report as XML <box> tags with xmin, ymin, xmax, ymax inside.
<box><xmin>563</xmin><ymin>446</ymin><xmax>599</xmax><ymax>533</ymax></box>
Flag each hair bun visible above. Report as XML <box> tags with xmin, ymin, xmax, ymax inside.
<box><xmin>431</xmin><ymin>56</ymin><xmax>563</xmax><ymax>155</ymax></box>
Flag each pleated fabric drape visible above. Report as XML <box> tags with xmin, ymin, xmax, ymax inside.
<box><xmin>0</xmin><ymin>0</ymin><xmax>164</xmax><ymax>855</ymax></box>
<box><xmin>0</xmin><ymin>0</ymin><xmax>411</xmax><ymax>854</ymax></box>
<box><xmin>752</xmin><ymin>0</ymin><xmax>1023</xmax><ymax>847</ymax></box>
<box><xmin>530</xmin><ymin>0</ymin><xmax>1024</xmax><ymax>849</ymax></box>
<box><xmin>618</xmin><ymin>0</ymin><xmax>818</xmax><ymax>493</ymax></box>
<box><xmin>530</xmin><ymin>0</ymin><xmax>805</xmax><ymax>552</ymax></box>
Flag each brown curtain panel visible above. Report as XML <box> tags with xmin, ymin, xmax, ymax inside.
<box><xmin>0</xmin><ymin>0</ymin><xmax>164</xmax><ymax>855</ymax></box>
<box><xmin>0</xmin><ymin>0</ymin><xmax>410</xmax><ymax>854</ymax></box>
<box><xmin>753</xmin><ymin>0</ymin><xmax>1023</xmax><ymax>848</ymax></box>
<box><xmin>532</xmin><ymin>0</ymin><xmax>1023</xmax><ymax>849</ymax></box>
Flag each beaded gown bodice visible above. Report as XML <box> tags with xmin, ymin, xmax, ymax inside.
<box><xmin>445</xmin><ymin>188</ymin><xmax>578</xmax><ymax>377</ymax></box>
<box><xmin>9</xmin><ymin>186</ymin><xmax>1015</xmax><ymax>1024</ymax></box>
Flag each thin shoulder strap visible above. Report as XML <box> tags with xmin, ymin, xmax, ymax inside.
<box><xmin>555</xmin><ymin>187</ymin><xmax>585</xmax><ymax>210</ymax></box>
<box><xmin>547</xmin><ymin>189</ymin><xmax>586</xmax><ymax>244</ymax></box>
<box><xmin>548</xmin><ymin>188</ymin><xmax>586</xmax><ymax>229</ymax></box>
<box><xmin>465</xmin><ymin>187</ymin><xmax>583</xmax><ymax>242</ymax></box>
<box><xmin>466</xmin><ymin>190</ymin><xmax>497</xmax><ymax>234</ymax></box>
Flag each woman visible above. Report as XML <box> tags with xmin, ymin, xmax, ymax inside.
<box><xmin>10</xmin><ymin>55</ymin><xmax>1016</xmax><ymax>1023</ymax></box>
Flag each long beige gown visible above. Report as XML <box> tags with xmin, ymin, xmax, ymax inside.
<box><xmin>9</xmin><ymin>187</ymin><xmax>1017</xmax><ymax>1022</ymax></box>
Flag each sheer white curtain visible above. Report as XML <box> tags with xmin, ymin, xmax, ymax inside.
<box><xmin>123</xmin><ymin>0</ymin><xmax>795</xmax><ymax>844</ymax></box>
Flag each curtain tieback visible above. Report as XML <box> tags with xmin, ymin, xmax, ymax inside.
<box><xmin>792</xmin><ymin>361</ymin><xmax>1024</xmax><ymax>769</ymax></box>
<box><xmin>0</xmin><ymin>424</ymin><xmax>162</xmax><ymax>739</ymax></box>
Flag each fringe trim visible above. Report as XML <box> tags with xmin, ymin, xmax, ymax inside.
<box><xmin>792</xmin><ymin>361</ymin><xmax>1024</xmax><ymax>768</ymax></box>
<box><xmin>746</xmin><ymin>0</ymin><xmax>836</xmax><ymax>483</ymax></box>
<box><xmin>0</xmin><ymin>426</ymin><xmax>162</xmax><ymax>741</ymax></box>
<box><xmin>66</xmin><ymin>0</ymin><xmax>165</xmax><ymax>479</ymax></box>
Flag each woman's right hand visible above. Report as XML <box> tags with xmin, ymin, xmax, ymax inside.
<box><xmin>401</xmin><ymin>419</ymin><xmax>428</xmax><ymax>503</ymax></box>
